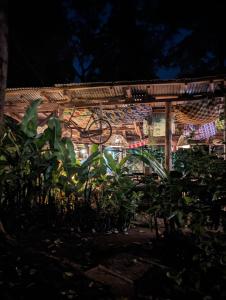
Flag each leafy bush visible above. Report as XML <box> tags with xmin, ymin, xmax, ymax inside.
<box><xmin>135</xmin><ymin>148</ymin><xmax>226</xmax><ymax>236</ymax></box>
<box><xmin>0</xmin><ymin>100</ymin><xmax>142</xmax><ymax>232</ymax></box>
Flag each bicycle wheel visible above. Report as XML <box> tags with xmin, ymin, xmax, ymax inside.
<box><xmin>87</xmin><ymin>118</ymin><xmax>112</xmax><ymax>144</ymax></box>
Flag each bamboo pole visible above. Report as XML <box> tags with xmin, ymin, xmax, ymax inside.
<box><xmin>165</xmin><ymin>101</ymin><xmax>172</xmax><ymax>171</ymax></box>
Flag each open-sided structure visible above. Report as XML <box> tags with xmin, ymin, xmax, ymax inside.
<box><xmin>5</xmin><ymin>76</ymin><xmax>226</xmax><ymax>170</ymax></box>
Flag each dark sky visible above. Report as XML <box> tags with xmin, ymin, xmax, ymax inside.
<box><xmin>7</xmin><ymin>0</ymin><xmax>226</xmax><ymax>87</ymax></box>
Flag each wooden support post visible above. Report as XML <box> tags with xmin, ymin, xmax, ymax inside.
<box><xmin>99</xmin><ymin>144</ymin><xmax>103</xmax><ymax>153</ymax></box>
<box><xmin>58</xmin><ymin>105</ymin><xmax>64</xmax><ymax>131</ymax></box>
<box><xmin>165</xmin><ymin>101</ymin><xmax>172</xmax><ymax>171</ymax></box>
<box><xmin>85</xmin><ymin>144</ymin><xmax>90</xmax><ymax>157</ymax></box>
<box><xmin>224</xmin><ymin>95</ymin><xmax>226</xmax><ymax>160</ymax></box>
<box><xmin>58</xmin><ymin>105</ymin><xmax>64</xmax><ymax>120</ymax></box>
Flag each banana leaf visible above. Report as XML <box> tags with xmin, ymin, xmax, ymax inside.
<box><xmin>21</xmin><ymin>99</ymin><xmax>42</xmax><ymax>137</ymax></box>
<box><xmin>133</xmin><ymin>149</ymin><xmax>168</xmax><ymax>180</ymax></box>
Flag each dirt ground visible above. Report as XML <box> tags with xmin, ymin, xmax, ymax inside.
<box><xmin>0</xmin><ymin>226</ymin><xmax>157</xmax><ymax>299</ymax></box>
<box><xmin>2</xmin><ymin>223</ymin><xmax>225</xmax><ymax>300</ymax></box>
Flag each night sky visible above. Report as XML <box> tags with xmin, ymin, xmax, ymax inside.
<box><xmin>7</xmin><ymin>0</ymin><xmax>226</xmax><ymax>87</ymax></box>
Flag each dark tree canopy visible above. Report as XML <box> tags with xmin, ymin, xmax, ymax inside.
<box><xmin>7</xmin><ymin>0</ymin><xmax>226</xmax><ymax>87</ymax></box>
<box><xmin>8</xmin><ymin>0</ymin><xmax>74</xmax><ymax>87</ymax></box>
<box><xmin>155</xmin><ymin>0</ymin><xmax>226</xmax><ymax>77</ymax></box>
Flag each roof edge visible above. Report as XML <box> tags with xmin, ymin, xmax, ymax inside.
<box><xmin>6</xmin><ymin>74</ymin><xmax>226</xmax><ymax>91</ymax></box>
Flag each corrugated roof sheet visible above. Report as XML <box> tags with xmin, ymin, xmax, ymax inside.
<box><xmin>5</xmin><ymin>76</ymin><xmax>225</xmax><ymax>143</ymax></box>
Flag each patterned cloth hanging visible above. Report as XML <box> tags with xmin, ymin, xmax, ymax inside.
<box><xmin>94</xmin><ymin>104</ymin><xmax>152</xmax><ymax>125</ymax></box>
<box><xmin>174</xmin><ymin>98</ymin><xmax>224</xmax><ymax>125</ymax></box>
<box><xmin>183</xmin><ymin>122</ymin><xmax>216</xmax><ymax>140</ymax></box>
<box><xmin>128</xmin><ymin>139</ymin><xmax>149</xmax><ymax>149</ymax></box>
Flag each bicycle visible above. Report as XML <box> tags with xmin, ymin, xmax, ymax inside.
<box><xmin>63</xmin><ymin>107</ymin><xmax>112</xmax><ymax>144</ymax></box>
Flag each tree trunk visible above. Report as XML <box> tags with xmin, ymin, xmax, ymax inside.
<box><xmin>0</xmin><ymin>1</ymin><xmax>8</xmax><ymax>125</ymax></box>
<box><xmin>0</xmin><ymin>2</ymin><xmax>12</xmax><ymax>243</ymax></box>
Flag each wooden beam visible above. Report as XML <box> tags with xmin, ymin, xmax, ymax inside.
<box><xmin>165</xmin><ymin>101</ymin><xmax>172</xmax><ymax>171</ymax></box>
<box><xmin>5</xmin><ymin>103</ymin><xmax>59</xmax><ymax>112</ymax></box>
<box><xmin>67</xmin><ymin>94</ymin><xmax>219</xmax><ymax>107</ymax></box>
<box><xmin>38</xmin><ymin>112</ymin><xmax>56</xmax><ymax>126</ymax></box>
<box><xmin>155</xmin><ymin>95</ymin><xmax>178</xmax><ymax>100</ymax></box>
<box><xmin>5</xmin><ymin>92</ymin><xmax>222</xmax><ymax>113</ymax></box>
<box><xmin>5</xmin><ymin>112</ymin><xmax>21</xmax><ymax>122</ymax></box>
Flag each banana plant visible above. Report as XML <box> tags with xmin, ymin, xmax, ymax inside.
<box><xmin>0</xmin><ymin>100</ymin><xmax>78</xmax><ymax>212</ymax></box>
<box><xmin>99</xmin><ymin>150</ymin><xmax>142</xmax><ymax>230</ymax></box>
<box><xmin>134</xmin><ymin>148</ymin><xmax>226</xmax><ymax>236</ymax></box>
<box><xmin>133</xmin><ymin>149</ymin><xmax>168</xmax><ymax>180</ymax></box>
<box><xmin>73</xmin><ymin>148</ymin><xmax>142</xmax><ymax>230</ymax></box>
<box><xmin>133</xmin><ymin>149</ymin><xmax>186</xmax><ymax>236</ymax></box>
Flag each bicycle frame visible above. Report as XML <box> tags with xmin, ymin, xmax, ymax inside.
<box><xmin>66</xmin><ymin>114</ymin><xmax>93</xmax><ymax>133</ymax></box>
<box><xmin>63</xmin><ymin>108</ymin><xmax>111</xmax><ymax>141</ymax></box>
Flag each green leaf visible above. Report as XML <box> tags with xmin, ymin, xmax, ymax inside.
<box><xmin>183</xmin><ymin>195</ymin><xmax>193</xmax><ymax>204</ymax></box>
<box><xmin>62</xmin><ymin>137</ymin><xmax>76</xmax><ymax>165</ymax></box>
<box><xmin>47</xmin><ymin>117</ymin><xmax>62</xmax><ymax>138</ymax></box>
<box><xmin>133</xmin><ymin>150</ymin><xmax>167</xmax><ymax>179</ymax></box>
<box><xmin>168</xmin><ymin>211</ymin><xmax>177</xmax><ymax>220</ymax></box>
<box><xmin>21</xmin><ymin>99</ymin><xmax>42</xmax><ymax>137</ymax></box>
<box><xmin>80</xmin><ymin>150</ymin><xmax>100</xmax><ymax>170</ymax></box>
<box><xmin>90</xmin><ymin>144</ymin><xmax>99</xmax><ymax>153</ymax></box>
<box><xmin>103</xmin><ymin>151</ymin><xmax>117</xmax><ymax>172</ymax></box>
<box><xmin>118</xmin><ymin>155</ymin><xmax>130</xmax><ymax>168</ymax></box>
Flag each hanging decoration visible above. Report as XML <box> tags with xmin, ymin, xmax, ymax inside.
<box><xmin>175</xmin><ymin>98</ymin><xmax>224</xmax><ymax>125</ymax></box>
<box><xmin>183</xmin><ymin>122</ymin><xmax>216</xmax><ymax>140</ymax></box>
<box><xmin>94</xmin><ymin>104</ymin><xmax>151</xmax><ymax>125</ymax></box>
<box><xmin>128</xmin><ymin>139</ymin><xmax>149</xmax><ymax>149</ymax></box>
<box><xmin>105</xmin><ymin>134</ymin><xmax>128</xmax><ymax>148</ymax></box>
<box><xmin>153</xmin><ymin>113</ymin><xmax>165</xmax><ymax>137</ymax></box>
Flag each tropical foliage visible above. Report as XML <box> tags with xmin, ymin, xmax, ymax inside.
<box><xmin>0</xmin><ymin>100</ymin><xmax>142</xmax><ymax>232</ymax></box>
<box><xmin>134</xmin><ymin>148</ymin><xmax>226</xmax><ymax>236</ymax></box>
<box><xmin>0</xmin><ymin>100</ymin><xmax>226</xmax><ymax>299</ymax></box>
